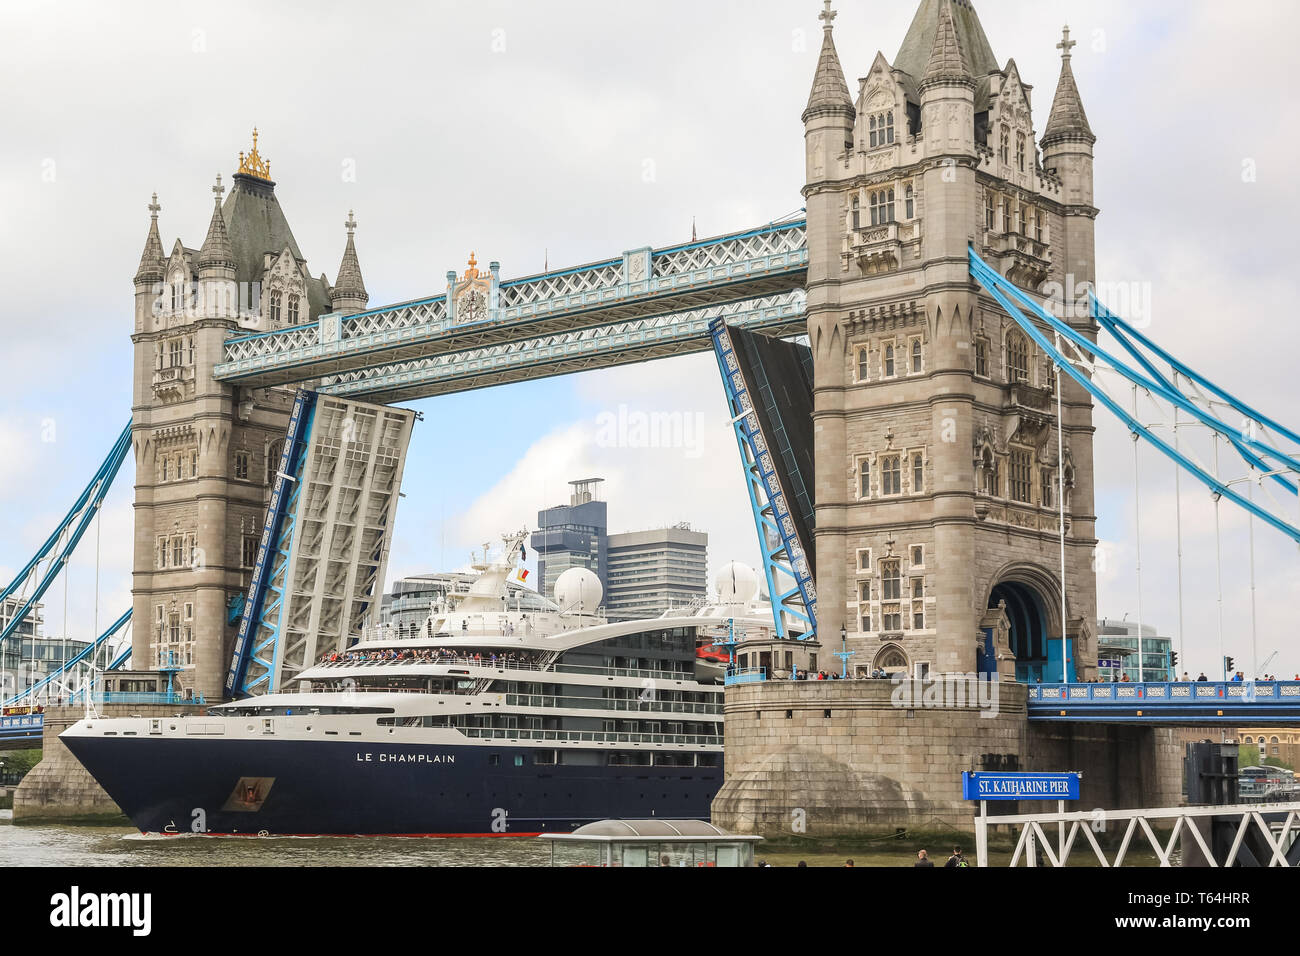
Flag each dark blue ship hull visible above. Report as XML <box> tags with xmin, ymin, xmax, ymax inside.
<box><xmin>61</xmin><ymin>734</ymin><xmax>722</xmax><ymax>836</ymax></box>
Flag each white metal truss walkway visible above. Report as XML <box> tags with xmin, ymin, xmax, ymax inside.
<box><xmin>212</xmin><ymin>220</ymin><xmax>807</xmax><ymax>399</ymax></box>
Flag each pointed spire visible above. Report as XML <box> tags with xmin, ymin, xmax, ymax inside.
<box><xmin>332</xmin><ymin>210</ymin><xmax>369</xmax><ymax>309</ymax></box>
<box><xmin>1042</xmin><ymin>26</ymin><xmax>1096</xmax><ymax>148</ymax></box>
<box><xmin>198</xmin><ymin>174</ymin><xmax>235</xmax><ymax>273</ymax></box>
<box><xmin>920</xmin><ymin>0</ymin><xmax>973</xmax><ymax>91</ymax></box>
<box><xmin>134</xmin><ymin>192</ymin><xmax>165</xmax><ymax>285</ymax></box>
<box><xmin>803</xmin><ymin>2</ymin><xmax>854</xmax><ymax>122</ymax></box>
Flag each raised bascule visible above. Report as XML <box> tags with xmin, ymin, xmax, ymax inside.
<box><xmin>7</xmin><ymin>0</ymin><xmax>1300</xmax><ymax>832</ymax></box>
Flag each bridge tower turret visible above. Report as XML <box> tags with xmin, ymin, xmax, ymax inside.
<box><xmin>802</xmin><ymin>1</ymin><xmax>856</xmax><ymax>644</ymax></box>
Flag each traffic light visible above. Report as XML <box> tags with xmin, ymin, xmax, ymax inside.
<box><xmin>1225</xmin><ymin>656</ymin><xmax>1235</xmax><ymax>674</ymax></box>
<box><xmin>1171</xmin><ymin>651</ymin><xmax>1178</xmax><ymax>669</ymax></box>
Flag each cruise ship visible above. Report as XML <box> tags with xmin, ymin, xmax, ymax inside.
<box><xmin>61</xmin><ymin>532</ymin><xmax>776</xmax><ymax>836</ymax></box>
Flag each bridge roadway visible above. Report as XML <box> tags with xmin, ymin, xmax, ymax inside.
<box><xmin>213</xmin><ymin>220</ymin><xmax>808</xmax><ymax>402</ymax></box>
<box><xmin>1028</xmin><ymin>680</ymin><xmax>1300</xmax><ymax>723</ymax></box>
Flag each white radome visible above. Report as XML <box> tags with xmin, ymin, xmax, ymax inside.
<box><xmin>554</xmin><ymin>567</ymin><xmax>603</xmax><ymax>615</ymax></box>
<box><xmin>716</xmin><ymin>562</ymin><xmax>759</xmax><ymax>604</ymax></box>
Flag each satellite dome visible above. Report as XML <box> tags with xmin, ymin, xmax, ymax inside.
<box><xmin>555</xmin><ymin>567</ymin><xmax>603</xmax><ymax>615</ymax></box>
<box><xmin>716</xmin><ymin>562</ymin><xmax>759</xmax><ymax>604</ymax></box>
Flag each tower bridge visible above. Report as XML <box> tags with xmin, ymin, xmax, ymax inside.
<box><xmin>7</xmin><ymin>0</ymin><xmax>1300</xmax><ymax>831</ymax></box>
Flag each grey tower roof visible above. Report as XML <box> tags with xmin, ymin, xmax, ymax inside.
<box><xmin>897</xmin><ymin>0</ymin><xmax>998</xmax><ymax>78</ymax></box>
<box><xmin>333</xmin><ymin>211</ymin><xmax>369</xmax><ymax>305</ymax></box>
<box><xmin>222</xmin><ymin>172</ymin><xmax>331</xmax><ymax>319</ymax></box>
<box><xmin>134</xmin><ymin>193</ymin><xmax>165</xmax><ymax>284</ymax></box>
<box><xmin>1042</xmin><ymin>28</ymin><xmax>1096</xmax><ymax>148</ymax></box>
<box><xmin>920</xmin><ymin>0</ymin><xmax>974</xmax><ymax>90</ymax></box>
<box><xmin>896</xmin><ymin>0</ymin><xmax>998</xmax><ymax>106</ymax></box>
<box><xmin>198</xmin><ymin>176</ymin><xmax>235</xmax><ymax>272</ymax></box>
<box><xmin>804</xmin><ymin>5</ymin><xmax>854</xmax><ymax>121</ymax></box>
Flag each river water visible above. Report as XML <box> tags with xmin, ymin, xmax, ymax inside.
<box><xmin>0</xmin><ymin>810</ymin><xmax>549</xmax><ymax>867</ymax></box>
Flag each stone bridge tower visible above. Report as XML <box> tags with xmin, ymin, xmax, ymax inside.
<box><xmin>709</xmin><ymin>2</ymin><xmax>1194</xmax><ymax>839</ymax></box>
<box><xmin>804</xmin><ymin>0</ymin><xmax>1099</xmax><ymax>684</ymax></box>
<box><xmin>129</xmin><ymin>133</ymin><xmax>369</xmax><ymax>702</ymax></box>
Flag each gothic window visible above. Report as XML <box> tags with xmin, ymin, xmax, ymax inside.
<box><xmin>234</xmin><ymin>451</ymin><xmax>250</xmax><ymax>481</ymax></box>
<box><xmin>1018</xmin><ymin>203</ymin><xmax>1029</xmax><ymax>236</ymax></box>
<box><xmin>852</xmin><ymin>196</ymin><xmax>861</xmax><ymax>231</ymax></box>
<box><xmin>1016</xmin><ymin>132</ymin><xmax>1026</xmax><ymax>172</ymax></box>
<box><xmin>975</xmin><ymin>338</ymin><xmax>989</xmax><ymax>377</ymax></box>
<box><xmin>266</xmin><ymin>439</ymin><xmax>285</xmax><ymax>485</ymax></box>
<box><xmin>869</xmin><ymin>111</ymin><xmax>895</xmax><ymax>149</ymax></box>
<box><xmin>242</xmin><ymin>534</ymin><xmax>259</xmax><ymax>569</ymax></box>
<box><xmin>187</xmin><ymin>337</ymin><xmax>194</xmax><ymax>365</ymax></box>
<box><xmin>912</xmin><ymin>453</ymin><xmax>924</xmax><ymax>493</ymax></box>
<box><xmin>288</xmin><ymin>294</ymin><xmax>300</xmax><ymax>325</ymax></box>
<box><xmin>270</xmin><ymin>290</ymin><xmax>282</xmax><ymax>326</ymax></box>
<box><xmin>1009</xmin><ymin>449</ymin><xmax>1033</xmax><ymax>503</ymax></box>
<box><xmin>904</xmin><ymin>184</ymin><xmax>915</xmax><ymax>219</ymax></box>
<box><xmin>161</xmin><ymin>458</ymin><xmax>169</xmax><ymax>482</ymax></box>
<box><xmin>910</xmin><ymin>545</ymin><xmax>924</xmax><ymax>567</ymax></box>
<box><xmin>1026</xmin><ymin>207</ymin><xmax>1037</xmax><ymax>241</ymax></box>
<box><xmin>171</xmin><ymin>536</ymin><xmax>184</xmax><ymax>567</ymax></box>
<box><xmin>186</xmin><ymin>534</ymin><xmax>196</xmax><ymax>567</ymax></box>
<box><xmin>856</xmin><ymin>347</ymin><xmax>870</xmax><ymax>383</ymax></box>
<box><xmin>191</xmin><ymin>451</ymin><xmax>198</xmax><ymax>477</ymax></box>
<box><xmin>884</xmin><ymin>344</ymin><xmax>896</xmax><ymax>377</ymax></box>
<box><xmin>1007</xmin><ymin>330</ymin><xmax>1030</xmax><ymax>383</ymax></box>
<box><xmin>869</xmin><ymin>189</ymin><xmax>896</xmax><ymax>226</ymax></box>
<box><xmin>1000</xmin><ymin>198</ymin><xmax>1011</xmax><ymax>234</ymax></box>
<box><xmin>157</xmin><ymin>537</ymin><xmax>167</xmax><ymax>569</ymax></box>
<box><xmin>985</xmin><ymin>191</ymin><xmax>995</xmax><ymax>231</ymax></box>
<box><xmin>859</xmin><ymin>581</ymin><xmax>871</xmax><ymax>604</ymax></box>
<box><xmin>911</xmin><ymin>578</ymin><xmax>925</xmax><ymax>630</ymax></box>
<box><xmin>858</xmin><ymin>549</ymin><xmax>873</xmax><ymax>573</ymax></box>
<box><xmin>1035</xmin><ymin>210</ymin><xmax>1043</xmax><ymax>242</ymax></box>
<box><xmin>910</xmin><ymin>338</ymin><xmax>923</xmax><ymax>374</ymax></box>
<box><xmin>881</xmin><ymin>455</ymin><xmax>902</xmax><ymax>497</ymax></box>
<box><xmin>859</xmin><ymin>458</ymin><xmax>871</xmax><ymax>498</ymax></box>
<box><xmin>169</xmin><ymin>339</ymin><xmax>183</xmax><ymax>367</ymax></box>
<box><xmin>1041</xmin><ymin>469</ymin><xmax>1056</xmax><ymax>509</ymax></box>
<box><xmin>881</xmin><ymin>561</ymin><xmax>902</xmax><ymax>601</ymax></box>
<box><xmin>999</xmin><ymin>125</ymin><xmax>1010</xmax><ymax>165</ymax></box>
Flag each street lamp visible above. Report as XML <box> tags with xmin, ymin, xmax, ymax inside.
<box><xmin>835</xmin><ymin>624</ymin><xmax>855</xmax><ymax>679</ymax></box>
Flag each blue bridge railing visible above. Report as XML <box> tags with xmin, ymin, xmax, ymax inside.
<box><xmin>1029</xmin><ymin>681</ymin><xmax>1300</xmax><ymax>722</ymax></box>
<box><xmin>725</xmin><ymin>667</ymin><xmax>769</xmax><ymax>686</ymax></box>
<box><xmin>0</xmin><ymin>713</ymin><xmax>43</xmax><ymax>741</ymax></box>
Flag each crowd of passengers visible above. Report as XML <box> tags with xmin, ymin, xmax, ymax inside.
<box><xmin>317</xmin><ymin>647</ymin><xmax>543</xmax><ymax>667</ymax></box>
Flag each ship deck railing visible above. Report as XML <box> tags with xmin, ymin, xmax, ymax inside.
<box><xmin>505</xmin><ymin>694</ymin><xmax>721</xmax><ymax>715</ymax></box>
<box><xmin>458</xmin><ymin>727</ymin><xmax>723</xmax><ymax>747</ymax></box>
<box><xmin>310</xmin><ymin>656</ymin><xmax>696</xmax><ymax>682</ymax></box>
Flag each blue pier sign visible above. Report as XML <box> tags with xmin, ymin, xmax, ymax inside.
<box><xmin>962</xmin><ymin>772</ymin><xmax>1081</xmax><ymax>802</ymax></box>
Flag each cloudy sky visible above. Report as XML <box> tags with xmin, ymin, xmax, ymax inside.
<box><xmin>0</xmin><ymin>0</ymin><xmax>1297</xmax><ymax>677</ymax></box>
